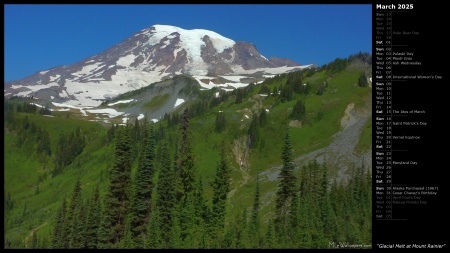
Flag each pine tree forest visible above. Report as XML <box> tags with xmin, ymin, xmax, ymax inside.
<box><xmin>44</xmin><ymin>108</ymin><xmax>371</xmax><ymax>249</ymax></box>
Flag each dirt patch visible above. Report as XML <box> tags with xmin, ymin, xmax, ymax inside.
<box><xmin>228</xmin><ymin>136</ymin><xmax>251</xmax><ymax>205</ymax></box>
<box><xmin>340</xmin><ymin>103</ymin><xmax>355</xmax><ymax>130</ymax></box>
<box><xmin>289</xmin><ymin>120</ymin><xmax>302</xmax><ymax>128</ymax></box>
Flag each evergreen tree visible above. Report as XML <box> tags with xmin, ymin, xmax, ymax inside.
<box><xmin>235</xmin><ymin>89</ymin><xmax>243</xmax><ymax>104</ymax></box>
<box><xmin>65</xmin><ymin>179</ymin><xmax>82</xmax><ymax>248</ymax></box>
<box><xmin>101</xmin><ymin>126</ymin><xmax>133</xmax><ymax>246</ymax></box>
<box><xmin>97</xmin><ymin>194</ymin><xmax>114</xmax><ymax>249</ymax></box>
<box><xmin>290</xmin><ymin>100</ymin><xmax>306</xmax><ymax>121</ymax></box>
<box><xmin>120</xmin><ymin>220</ymin><xmax>133</xmax><ymax>249</ymax></box>
<box><xmin>85</xmin><ymin>185</ymin><xmax>101</xmax><ymax>249</ymax></box>
<box><xmin>275</xmin><ymin>129</ymin><xmax>297</xmax><ymax>235</ymax></box>
<box><xmin>156</xmin><ymin>141</ymin><xmax>175</xmax><ymax>246</ymax></box>
<box><xmin>52</xmin><ymin>198</ymin><xmax>66</xmax><ymax>249</ymax></box>
<box><xmin>147</xmin><ymin>206</ymin><xmax>163</xmax><ymax>248</ymax></box>
<box><xmin>247</xmin><ymin>113</ymin><xmax>260</xmax><ymax>149</ymax></box>
<box><xmin>210</xmin><ymin>147</ymin><xmax>231</xmax><ymax>232</ymax></box>
<box><xmin>71</xmin><ymin>199</ymin><xmax>87</xmax><ymax>248</ymax></box>
<box><xmin>177</xmin><ymin>109</ymin><xmax>196</xmax><ymax>202</ymax></box>
<box><xmin>250</xmin><ymin>173</ymin><xmax>261</xmax><ymax>248</ymax></box>
<box><xmin>214</xmin><ymin>111</ymin><xmax>226</xmax><ymax>133</ymax></box>
<box><xmin>128</xmin><ymin>121</ymin><xmax>155</xmax><ymax>247</ymax></box>
<box><xmin>36</xmin><ymin>129</ymin><xmax>51</xmax><ymax>156</ymax></box>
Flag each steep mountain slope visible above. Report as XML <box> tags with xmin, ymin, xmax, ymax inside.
<box><xmin>4</xmin><ymin>24</ymin><xmax>306</xmax><ymax>108</ymax></box>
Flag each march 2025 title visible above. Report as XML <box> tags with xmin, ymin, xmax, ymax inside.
<box><xmin>376</xmin><ymin>4</ymin><xmax>414</xmax><ymax>10</ymax></box>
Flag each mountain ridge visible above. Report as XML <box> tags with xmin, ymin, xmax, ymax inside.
<box><xmin>4</xmin><ymin>24</ymin><xmax>307</xmax><ymax>108</ymax></box>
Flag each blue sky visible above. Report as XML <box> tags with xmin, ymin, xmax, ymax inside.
<box><xmin>4</xmin><ymin>4</ymin><xmax>371</xmax><ymax>82</ymax></box>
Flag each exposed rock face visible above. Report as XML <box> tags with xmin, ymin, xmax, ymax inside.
<box><xmin>4</xmin><ymin>24</ymin><xmax>303</xmax><ymax>107</ymax></box>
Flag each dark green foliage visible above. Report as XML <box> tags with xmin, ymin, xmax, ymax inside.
<box><xmin>85</xmin><ymin>185</ymin><xmax>101</xmax><ymax>249</ymax></box>
<box><xmin>235</xmin><ymin>89</ymin><xmax>243</xmax><ymax>104</ymax></box>
<box><xmin>275</xmin><ymin>129</ymin><xmax>296</xmax><ymax>231</ymax></box>
<box><xmin>210</xmin><ymin>147</ymin><xmax>231</xmax><ymax>232</ymax></box>
<box><xmin>247</xmin><ymin>113</ymin><xmax>260</xmax><ymax>149</ymax></box>
<box><xmin>259</xmin><ymin>85</ymin><xmax>270</xmax><ymax>95</ymax></box>
<box><xmin>97</xmin><ymin>195</ymin><xmax>115</xmax><ymax>249</ymax></box>
<box><xmin>147</xmin><ymin>207</ymin><xmax>162</xmax><ymax>248</ymax></box>
<box><xmin>358</xmin><ymin>71</ymin><xmax>369</xmax><ymax>87</ymax></box>
<box><xmin>128</xmin><ymin>121</ymin><xmax>156</xmax><ymax>247</ymax></box>
<box><xmin>290</xmin><ymin>100</ymin><xmax>306</xmax><ymax>122</ymax></box>
<box><xmin>259</xmin><ymin>108</ymin><xmax>267</xmax><ymax>127</ymax></box>
<box><xmin>156</xmin><ymin>141</ymin><xmax>176</xmax><ymax>246</ymax></box>
<box><xmin>317</xmin><ymin>81</ymin><xmax>327</xmax><ymax>95</ymax></box>
<box><xmin>280</xmin><ymin>84</ymin><xmax>293</xmax><ymax>102</ymax></box>
<box><xmin>177</xmin><ymin>109</ymin><xmax>196</xmax><ymax>202</ymax></box>
<box><xmin>66</xmin><ymin>179</ymin><xmax>82</xmax><ymax>248</ymax></box>
<box><xmin>322</xmin><ymin>57</ymin><xmax>349</xmax><ymax>74</ymax></box>
<box><xmin>214</xmin><ymin>111</ymin><xmax>226</xmax><ymax>133</ymax></box>
<box><xmin>271</xmin><ymin>86</ymin><xmax>278</xmax><ymax>96</ymax></box>
<box><xmin>106</xmin><ymin>124</ymin><xmax>117</xmax><ymax>143</ymax></box>
<box><xmin>38</xmin><ymin>105</ymin><xmax>52</xmax><ymax>115</ymax></box>
<box><xmin>101</xmin><ymin>126</ymin><xmax>133</xmax><ymax>246</ymax></box>
<box><xmin>53</xmin><ymin>127</ymin><xmax>85</xmax><ymax>176</ymax></box>
<box><xmin>52</xmin><ymin>199</ymin><xmax>66</xmax><ymax>248</ymax></box>
<box><xmin>36</xmin><ymin>128</ymin><xmax>51</xmax><ymax>156</ymax></box>
<box><xmin>249</xmin><ymin>173</ymin><xmax>261</xmax><ymax>248</ymax></box>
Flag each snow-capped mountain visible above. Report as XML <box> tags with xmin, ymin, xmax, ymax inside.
<box><xmin>4</xmin><ymin>24</ymin><xmax>309</xmax><ymax>107</ymax></box>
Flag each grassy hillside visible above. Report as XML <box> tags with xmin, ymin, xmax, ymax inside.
<box><xmin>4</xmin><ymin>54</ymin><xmax>372</xmax><ymax>248</ymax></box>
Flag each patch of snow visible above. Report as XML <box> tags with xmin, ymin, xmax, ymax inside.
<box><xmin>75</xmin><ymin>62</ymin><xmax>102</xmax><ymax>76</ymax></box>
<box><xmin>231</xmin><ymin>64</ymin><xmax>313</xmax><ymax>75</ymax></box>
<box><xmin>52</xmin><ymin>102</ymin><xmax>85</xmax><ymax>109</ymax></box>
<box><xmin>116</xmin><ymin>54</ymin><xmax>136</xmax><ymax>67</ymax></box>
<box><xmin>39</xmin><ymin>70</ymin><xmax>49</xmax><ymax>75</ymax></box>
<box><xmin>122</xmin><ymin>117</ymin><xmax>128</xmax><ymax>123</ymax></box>
<box><xmin>265</xmin><ymin>109</ymin><xmax>269</xmax><ymax>112</ymax></box>
<box><xmin>49</xmin><ymin>74</ymin><xmax>61</xmax><ymax>82</ymax></box>
<box><xmin>30</xmin><ymin>103</ymin><xmax>45</xmax><ymax>108</ymax></box>
<box><xmin>17</xmin><ymin>91</ymin><xmax>32</xmax><ymax>96</ymax></box>
<box><xmin>80</xmin><ymin>109</ymin><xmax>87</xmax><ymax>116</ymax></box>
<box><xmin>108</xmin><ymin>99</ymin><xmax>134</xmax><ymax>106</ymax></box>
<box><xmin>50</xmin><ymin>96</ymin><xmax>54</xmax><ymax>99</ymax></box>
<box><xmin>215</xmin><ymin>92</ymin><xmax>220</xmax><ymax>98</ymax></box>
<box><xmin>59</xmin><ymin>90</ymin><xmax>69</xmax><ymax>98</ymax></box>
<box><xmin>86</xmin><ymin>108</ymin><xmax>125</xmax><ymax>118</ymax></box>
<box><xmin>138</xmin><ymin>114</ymin><xmax>145</xmax><ymax>120</ymax></box>
<box><xmin>4</xmin><ymin>93</ymin><xmax>11</xmax><ymax>96</ymax></box>
<box><xmin>151</xmin><ymin>119</ymin><xmax>159</xmax><ymax>123</ymax></box>
<box><xmin>219</xmin><ymin>75</ymin><xmax>247</xmax><ymax>82</ymax></box>
<box><xmin>174</xmin><ymin>98</ymin><xmax>185</xmax><ymax>108</ymax></box>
